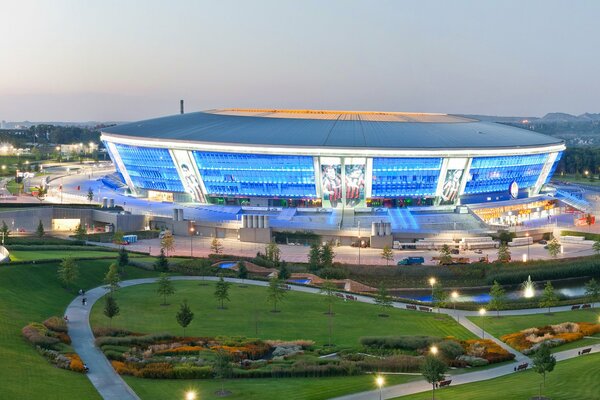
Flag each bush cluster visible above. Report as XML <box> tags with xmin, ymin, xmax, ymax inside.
<box><xmin>96</xmin><ymin>333</ymin><xmax>175</xmax><ymax>347</ymax></box>
<box><xmin>360</xmin><ymin>335</ymin><xmax>441</xmax><ymax>350</ymax></box>
<box><xmin>22</xmin><ymin>323</ymin><xmax>60</xmax><ymax>349</ymax></box>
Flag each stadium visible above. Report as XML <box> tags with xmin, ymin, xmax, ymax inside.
<box><xmin>101</xmin><ymin>109</ymin><xmax>565</xmax><ymax>213</ymax></box>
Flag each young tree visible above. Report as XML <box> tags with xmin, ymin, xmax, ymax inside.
<box><xmin>278</xmin><ymin>262</ymin><xmax>290</xmax><ymax>280</ymax></box>
<box><xmin>431</xmin><ymin>282</ymin><xmax>449</xmax><ymax>312</ymax></box>
<box><xmin>593</xmin><ymin>240</ymin><xmax>600</xmax><ymax>255</ymax></box>
<box><xmin>308</xmin><ymin>243</ymin><xmax>321</xmax><ymax>271</ymax></box>
<box><xmin>546</xmin><ymin>238</ymin><xmax>561</xmax><ymax>258</ymax></box>
<box><xmin>156</xmin><ymin>273</ymin><xmax>175</xmax><ymax>305</ymax></box>
<box><xmin>176</xmin><ymin>299</ymin><xmax>194</xmax><ymax>336</ymax></box>
<box><xmin>104</xmin><ymin>263</ymin><xmax>121</xmax><ymax>293</ymax></box>
<box><xmin>36</xmin><ymin>219</ymin><xmax>45</xmax><ymax>238</ymax></box>
<box><xmin>74</xmin><ymin>223</ymin><xmax>87</xmax><ymax>240</ymax></box>
<box><xmin>103</xmin><ymin>295</ymin><xmax>120</xmax><ymax>327</ymax></box>
<box><xmin>532</xmin><ymin>343</ymin><xmax>556</xmax><ymax>397</ymax></box>
<box><xmin>214</xmin><ymin>276</ymin><xmax>232</xmax><ymax>309</ymax></box>
<box><xmin>267</xmin><ymin>277</ymin><xmax>286</xmax><ymax>312</ymax></box>
<box><xmin>87</xmin><ymin>187</ymin><xmax>94</xmax><ymax>203</ymax></box>
<box><xmin>0</xmin><ymin>220</ymin><xmax>10</xmax><ymax>241</ymax></box>
<box><xmin>210</xmin><ymin>237</ymin><xmax>223</xmax><ymax>254</ymax></box>
<box><xmin>237</xmin><ymin>261</ymin><xmax>248</xmax><ymax>283</ymax></box>
<box><xmin>438</xmin><ymin>244</ymin><xmax>453</xmax><ymax>265</ymax></box>
<box><xmin>57</xmin><ymin>257</ymin><xmax>79</xmax><ymax>289</ymax></box>
<box><xmin>421</xmin><ymin>355</ymin><xmax>448</xmax><ymax>400</ymax></box>
<box><xmin>154</xmin><ymin>248</ymin><xmax>169</xmax><ymax>271</ymax></box>
<box><xmin>213</xmin><ymin>349</ymin><xmax>233</xmax><ymax>396</ymax></box>
<box><xmin>320</xmin><ymin>280</ymin><xmax>337</xmax><ymax>315</ymax></box>
<box><xmin>381</xmin><ymin>245</ymin><xmax>394</xmax><ymax>266</ymax></box>
<box><xmin>161</xmin><ymin>232</ymin><xmax>175</xmax><ymax>256</ymax></box>
<box><xmin>539</xmin><ymin>281</ymin><xmax>558</xmax><ymax>313</ymax></box>
<box><xmin>496</xmin><ymin>243</ymin><xmax>511</xmax><ymax>263</ymax></box>
<box><xmin>374</xmin><ymin>282</ymin><xmax>393</xmax><ymax>316</ymax></box>
<box><xmin>265</xmin><ymin>242</ymin><xmax>281</xmax><ymax>266</ymax></box>
<box><xmin>488</xmin><ymin>280</ymin><xmax>507</xmax><ymax>317</ymax></box>
<box><xmin>320</xmin><ymin>242</ymin><xmax>335</xmax><ymax>269</ymax></box>
<box><xmin>112</xmin><ymin>229</ymin><xmax>125</xmax><ymax>244</ymax></box>
<box><xmin>117</xmin><ymin>246</ymin><xmax>129</xmax><ymax>272</ymax></box>
<box><xmin>584</xmin><ymin>278</ymin><xmax>600</xmax><ymax>307</ymax></box>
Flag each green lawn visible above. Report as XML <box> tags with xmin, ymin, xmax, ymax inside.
<box><xmin>393</xmin><ymin>353</ymin><xmax>600</xmax><ymax>400</ymax></box>
<box><xmin>0</xmin><ymin>259</ymin><xmax>160</xmax><ymax>400</ymax></box>
<box><xmin>90</xmin><ymin>281</ymin><xmax>475</xmax><ymax>348</ymax></box>
<box><xmin>126</xmin><ymin>374</ymin><xmax>418</xmax><ymax>400</ymax></box>
<box><xmin>8</xmin><ymin>249</ymin><xmax>120</xmax><ymax>261</ymax></box>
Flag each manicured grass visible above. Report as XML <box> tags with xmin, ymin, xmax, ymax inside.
<box><xmin>393</xmin><ymin>353</ymin><xmax>600</xmax><ymax>400</ymax></box>
<box><xmin>126</xmin><ymin>374</ymin><xmax>418</xmax><ymax>400</ymax></box>
<box><xmin>0</xmin><ymin>259</ymin><xmax>161</xmax><ymax>400</ymax></box>
<box><xmin>8</xmin><ymin>249</ymin><xmax>120</xmax><ymax>261</ymax></box>
<box><xmin>90</xmin><ymin>281</ymin><xmax>475</xmax><ymax>347</ymax></box>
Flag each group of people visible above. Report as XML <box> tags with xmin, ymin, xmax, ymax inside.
<box><xmin>63</xmin><ymin>289</ymin><xmax>90</xmax><ymax>373</ymax></box>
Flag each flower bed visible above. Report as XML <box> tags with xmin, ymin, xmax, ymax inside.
<box><xmin>501</xmin><ymin>322</ymin><xmax>600</xmax><ymax>354</ymax></box>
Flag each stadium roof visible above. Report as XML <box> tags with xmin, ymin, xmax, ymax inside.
<box><xmin>102</xmin><ymin>109</ymin><xmax>564</xmax><ymax>150</ymax></box>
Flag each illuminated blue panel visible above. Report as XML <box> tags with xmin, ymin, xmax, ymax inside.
<box><xmin>465</xmin><ymin>154</ymin><xmax>548</xmax><ymax>194</ymax></box>
<box><xmin>544</xmin><ymin>151</ymin><xmax>563</xmax><ymax>184</ymax></box>
<box><xmin>193</xmin><ymin>152</ymin><xmax>317</xmax><ymax>198</ymax></box>
<box><xmin>113</xmin><ymin>144</ymin><xmax>184</xmax><ymax>192</ymax></box>
<box><xmin>371</xmin><ymin>158</ymin><xmax>442</xmax><ymax>197</ymax></box>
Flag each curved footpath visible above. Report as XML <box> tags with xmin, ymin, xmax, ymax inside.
<box><xmin>65</xmin><ymin>277</ymin><xmax>599</xmax><ymax>400</ymax></box>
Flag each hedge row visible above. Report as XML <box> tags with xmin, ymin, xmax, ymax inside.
<box><xmin>360</xmin><ymin>335</ymin><xmax>441</xmax><ymax>350</ymax></box>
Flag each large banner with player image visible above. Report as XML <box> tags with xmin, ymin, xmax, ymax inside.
<box><xmin>440</xmin><ymin>169</ymin><xmax>463</xmax><ymax>204</ymax></box>
<box><xmin>320</xmin><ymin>157</ymin><xmax>366</xmax><ymax>208</ymax></box>
<box><xmin>344</xmin><ymin>158</ymin><xmax>366</xmax><ymax>207</ymax></box>
<box><xmin>320</xmin><ymin>158</ymin><xmax>343</xmax><ymax>208</ymax></box>
<box><xmin>171</xmin><ymin>149</ymin><xmax>206</xmax><ymax>203</ymax></box>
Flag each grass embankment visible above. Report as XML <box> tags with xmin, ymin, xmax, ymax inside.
<box><xmin>0</xmin><ymin>258</ymin><xmax>161</xmax><ymax>400</ymax></box>
<box><xmin>393</xmin><ymin>353</ymin><xmax>600</xmax><ymax>400</ymax></box>
<box><xmin>469</xmin><ymin>309</ymin><xmax>600</xmax><ymax>352</ymax></box>
<box><xmin>90</xmin><ymin>281</ymin><xmax>475</xmax><ymax>348</ymax></box>
<box><xmin>8</xmin><ymin>250</ymin><xmax>121</xmax><ymax>262</ymax></box>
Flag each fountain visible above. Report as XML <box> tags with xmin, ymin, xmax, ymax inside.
<box><xmin>522</xmin><ymin>275</ymin><xmax>535</xmax><ymax>298</ymax></box>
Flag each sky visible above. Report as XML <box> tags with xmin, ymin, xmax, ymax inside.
<box><xmin>1</xmin><ymin>0</ymin><xmax>599</xmax><ymax>122</ymax></box>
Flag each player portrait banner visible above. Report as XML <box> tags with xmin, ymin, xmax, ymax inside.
<box><xmin>320</xmin><ymin>157</ymin><xmax>342</xmax><ymax>208</ymax></box>
<box><xmin>171</xmin><ymin>149</ymin><xmax>205</xmax><ymax>202</ymax></box>
<box><xmin>440</xmin><ymin>169</ymin><xmax>463</xmax><ymax>204</ymax></box>
<box><xmin>344</xmin><ymin>158</ymin><xmax>366</xmax><ymax>207</ymax></box>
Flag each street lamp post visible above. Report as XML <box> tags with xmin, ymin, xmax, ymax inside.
<box><xmin>429</xmin><ymin>277</ymin><xmax>436</xmax><ymax>305</ymax></box>
<box><xmin>451</xmin><ymin>291</ymin><xmax>459</xmax><ymax>321</ymax></box>
<box><xmin>189</xmin><ymin>226</ymin><xmax>195</xmax><ymax>257</ymax></box>
<box><xmin>526</xmin><ymin>232</ymin><xmax>530</xmax><ymax>261</ymax></box>
<box><xmin>479</xmin><ymin>308</ymin><xmax>487</xmax><ymax>338</ymax></box>
<box><xmin>375</xmin><ymin>375</ymin><xmax>384</xmax><ymax>400</ymax></box>
<box><xmin>357</xmin><ymin>221</ymin><xmax>361</xmax><ymax>266</ymax></box>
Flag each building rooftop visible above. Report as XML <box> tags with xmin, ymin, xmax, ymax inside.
<box><xmin>102</xmin><ymin>109</ymin><xmax>564</xmax><ymax>150</ymax></box>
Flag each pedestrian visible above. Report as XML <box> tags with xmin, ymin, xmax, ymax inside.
<box><xmin>78</xmin><ymin>289</ymin><xmax>83</xmax><ymax>296</ymax></box>
<box><xmin>63</xmin><ymin>315</ymin><xmax>69</xmax><ymax>322</ymax></box>
<box><xmin>82</xmin><ymin>298</ymin><xmax>87</xmax><ymax>306</ymax></box>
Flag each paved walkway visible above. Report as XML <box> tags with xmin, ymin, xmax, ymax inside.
<box><xmin>65</xmin><ymin>276</ymin><xmax>599</xmax><ymax>400</ymax></box>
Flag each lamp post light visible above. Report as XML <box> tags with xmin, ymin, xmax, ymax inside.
<box><xmin>525</xmin><ymin>232</ymin><xmax>530</xmax><ymax>261</ymax></box>
<box><xmin>357</xmin><ymin>221</ymin><xmax>361</xmax><ymax>267</ymax></box>
<box><xmin>429</xmin><ymin>277</ymin><xmax>436</xmax><ymax>304</ymax></box>
<box><xmin>189</xmin><ymin>226</ymin><xmax>195</xmax><ymax>257</ymax></box>
<box><xmin>451</xmin><ymin>291</ymin><xmax>459</xmax><ymax>321</ymax></box>
<box><xmin>375</xmin><ymin>375</ymin><xmax>384</xmax><ymax>400</ymax></box>
<box><xmin>430</xmin><ymin>345</ymin><xmax>438</xmax><ymax>356</ymax></box>
<box><xmin>479</xmin><ymin>308</ymin><xmax>487</xmax><ymax>338</ymax></box>
<box><xmin>185</xmin><ymin>390</ymin><xmax>197</xmax><ymax>400</ymax></box>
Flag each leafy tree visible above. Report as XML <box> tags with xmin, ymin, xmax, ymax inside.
<box><xmin>0</xmin><ymin>220</ymin><xmax>9</xmax><ymax>240</ymax></box>
<box><xmin>496</xmin><ymin>243</ymin><xmax>511</xmax><ymax>263</ymax></box>
<box><xmin>176</xmin><ymin>299</ymin><xmax>194</xmax><ymax>336</ymax></box>
<box><xmin>112</xmin><ymin>229</ymin><xmax>124</xmax><ymax>244</ymax></box>
<box><xmin>593</xmin><ymin>240</ymin><xmax>600</xmax><ymax>255</ymax></box>
<box><xmin>117</xmin><ymin>246</ymin><xmax>129</xmax><ymax>272</ymax></box>
<box><xmin>539</xmin><ymin>281</ymin><xmax>559</xmax><ymax>313</ymax></box>
<box><xmin>36</xmin><ymin>219</ymin><xmax>45</xmax><ymax>238</ymax></box>
<box><xmin>438</xmin><ymin>244</ymin><xmax>453</xmax><ymax>265</ymax></box>
<box><xmin>431</xmin><ymin>282</ymin><xmax>448</xmax><ymax>312</ymax></box>
<box><xmin>381</xmin><ymin>245</ymin><xmax>394</xmax><ymax>266</ymax></box>
<box><xmin>421</xmin><ymin>355</ymin><xmax>448</xmax><ymax>400</ymax></box>
<box><xmin>87</xmin><ymin>187</ymin><xmax>94</xmax><ymax>203</ymax></box>
<box><xmin>74</xmin><ymin>223</ymin><xmax>87</xmax><ymax>240</ymax></box>
<box><xmin>213</xmin><ymin>349</ymin><xmax>233</xmax><ymax>396</ymax></box>
<box><xmin>161</xmin><ymin>232</ymin><xmax>175</xmax><ymax>256</ymax></box>
<box><xmin>104</xmin><ymin>263</ymin><xmax>120</xmax><ymax>293</ymax></box>
<box><xmin>156</xmin><ymin>273</ymin><xmax>175</xmax><ymax>305</ymax></box>
<box><xmin>103</xmin><ymin>295</ymin><xmax>120</xmax><ymax>327</ymax></box>
<box><xmin>532</xmin><ymin>343</ymin><xmax>556</xmax><ymax>396</ymax></box>
<box><xmin>488</xmin><ymin>280</ymin><xmax>506</xmax><ymax>317</ymax></box>
<box><xmin>374</xmin><ymin>282</ymin><xmax>393</xmax><ymax>316</ymax></box>
<box><xmin>546</xmin><ymin>238</ymin><xmax>561</xmax><ymax>258</ymax></box>
<box><xmin>237</xmin><ymin>261</ymin><xmax>248</xmax><ymax>282</ymax></box>
<box><xmin>267</xmin><ymin>277</ymin><xmax>286</xmax><ymax>312</ymax></box>
<box><xmin>308</xmin><ymin>243</ymin><xmax>321</xmax><ymax>271</ymax></box>
<box><xmin>278</xmin><ymin>262</ymin><xmax>290</xmax><ymax>280</ymax></box>
<box><xmin>57</xmin><ymin>257</ymin><xmax>79</xmax><ymax>288</ymax></box>
<box><xmin>584</xmin><ymin>278</ymin><xmax>600</xmax><ymax>307</ymax></box>
<box><xmin>154</xmin><ymin>248</ymin><xmax>169</xmax><ymax>271</ymax></box>
<box><xmin>265</xmin><ymin>242</ymin><xmax>281</xmax><ymax>266</ymax></box>
<box><xmin>320</xmin><ymin>242</ymin><xmax>335</xmax><ymax>269</ymax></box>
<box><xmin>214</xmin><ymin>276</ymin><xmax>232</xmax><ymax>309</ymax></box>
<box><xmin>210</xmin><ymin>237</ymin><xmax>223</xmax><ymax>254</ymax></box>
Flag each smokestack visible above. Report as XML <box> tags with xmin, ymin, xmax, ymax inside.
<box><xmin>180</xmin><ymin>99</ymin><xmax>184</xmax><ymax>114</ymax></box>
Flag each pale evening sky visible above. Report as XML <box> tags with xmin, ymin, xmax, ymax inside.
<box><xmin>0</xmin><ymin>0</ymin><xmax>599</xmax><ymax>122</ymax></box>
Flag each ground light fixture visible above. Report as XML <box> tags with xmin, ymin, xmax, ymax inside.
<box><xmin>430</xmin><ymin>345</ymin><xmax>438</xmax><ymax>355</ymax></box>
<box><xmin>185</xmin><ymin>390</ymin><xmax>197</xmax><ymax>400</ymax></box>
<box><xmin>451</xmin><ymin>291</ymin><xmax>459</xmax><ymax>321</ymax></box>
<box><xmin>479</xmin><ymin>308</ymin><xmax>487</xmax><ymax>338</ymax></box>
<box><xmin>375</xmin><ymin>375</ymin><xmax>385</xmax><ymax>400</ymax></box>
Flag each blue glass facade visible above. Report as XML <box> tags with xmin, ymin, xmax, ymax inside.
<box><xmin>371</xmin><ymin>158</ymin><xmax>442</xmax><ymax>197</ymax></box>
<box><xmin>113</xmin><ymin>144</ymin><xmax>185</xmax><ymax>192</ymax></box>
<box><xmin>464</xmin><ymin>154</ymin><xmax>548</xmax><ymax>194</ymax></box>
<box><xmin>192</xmin><ymin>152</ymin><xmax>317</xmax><ymax>198</ymax></box>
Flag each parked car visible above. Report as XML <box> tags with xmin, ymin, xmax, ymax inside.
<box><xmin>397</xmin><ymin>257</ymin><xmax>425</xmax><ymax>266</ymax></box>
<box><xmin>450</xmin><ymin>248</ymin><xmax>460</xmax><ymax>255</ymax></box>
<box><xmin>539</xmin><ymin>240</ymin><xmax>548</xmax><ymax>245</ymax></box>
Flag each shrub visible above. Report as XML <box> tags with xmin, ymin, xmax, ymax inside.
<box><xmin>172</xmin><ymin>364</ymin><xmax>213</xmax><ymax>379</ymax></box>
<box><xmin>22</xmin><ymin>323</ymin><xmax>60</xmax><ymax>349</ymax></box>
<box><xmin>43</xmin><ymin>316</ymin><xmax>68</xmax><ymax>333</ymax></box>
<box><xmin>360</xmin><ymin>336</ymin><xmax>441</xmax><ymax>350</ymax></box>
<box><xmin>93</xmin><ymin>327</ymin><xmax>135</xmax><ymax>337</ymax></box>
<box><xmin>318</xmin><ymin>267</ymin><xmax>348</xmax><ymax>280</ymax></box>
<box><xmin>104</xmin><ymin>350</ymin><xmax>125</xmax><ymax>361</ymax></box>
<box><xmin>436</xmin><ymin>339</ymin><xmax>465</xmax><ymax>360</ymax></box>
<box><xmin>95</xmin><ymin>333</ymin><xmax>174</xmax><ymax>347</ymax></box>
<box><xmin>357</xmin><ymin>355</ymin><xmax>422</xmax><ymax>373</ymax></box>
<box><xmin>67</xmin><ymin>353</ymin><xmax>85</xmax><ymax>372</ymax></box>
<box><xmin>137</xmin><ymin>363</ymin><xmax>174</xmax><ymax>379</ymax></box>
